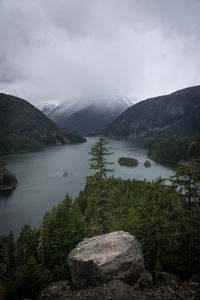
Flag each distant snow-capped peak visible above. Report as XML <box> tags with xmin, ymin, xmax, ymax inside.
<box><xmin>38</xmin><ymin>103</ymin><xmax>57</xmax><ymax>116</ymax></box>
<box><xmin>39</xmin><ymin>96</ymin><xmax>135</xmax><ymax>118</ymax></box>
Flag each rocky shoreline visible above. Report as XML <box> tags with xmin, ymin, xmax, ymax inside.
<box><xmin>0</xmin><ymin>182</ymin><xmax>18</xmax><ymax>191</ymax></box>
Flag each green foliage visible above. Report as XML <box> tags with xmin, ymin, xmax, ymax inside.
<box><xmin>84</xmin><ymin>177</ymin><xmax>116</xmax><ymax>235</ymax></box>
<box><xmin>0</xmin><ymin>135</ymin><xmax>44</xmax><ymax>153</ymax></box>
<box><xmin>118</xmin><ymin>157</ymin><xmax>139</xmax><ymax>166</ymax></box>
<box><xmin>88</xmin><ymin>136</ymin><xmax>114</xmax><ymax>180</ymax></box>
<box><xmin>16</xmin><ymin>225</ymin><xmax>40</xmax><ymax>267</ymax></box>
<box><xmin>147</xmin><ymin>136</ymin><xmax>200</xmax><ymax>163</ymax></box>
<box><xmin>16</xmin><ymin>256</ymin><xmax>52</xmax><ymax>299</ymax></box>
<box><xmin>86</xmin><ymin>137</ymin><xmax>115</xmax><ymax>234</ymax></box>
<box><xmin>41</xmin><ymin>194</ymin><xmax>85</xmax><ymax>280</ymax></box>
<box><xmin>121</xmin><ymin>179</ymin><xmax>177</xmax><ymax>271</ymax></box>
<box><xmin>77</xmin><ymin>169</ymin><xmax>200</xmax><ymax>277</ymax></box>
<box><xmin>2</xmin><ymin>169</ymin><xmax>17</xmax><ymax>187</ymax></box>
<box><xmin>0</xmin><ymin>161</ymin><xmax>17</xmax><ymax>190</ymax></box>
<box><xmin>169</xmin><ymin>159</ymin><xmax>200</xmax><ymax>276</ymax></box>
<box><xmin>170</xmin><ymin>158</ymin><xmax>200</xmax><ymax>205</ymax></box>
<box><xmin>0</xmin><ymin>231</ymin><xmax>15</xmax><ymax>279</ymax></box>
<box><xmin>0</xmin><ymin>159</ymin><xmax>6</xmax><ymax>167</ymax></box>
<box><xmin>0</xmin><ymin>226</ymin><xmax>52</xmax><ymax>299</ymax></box>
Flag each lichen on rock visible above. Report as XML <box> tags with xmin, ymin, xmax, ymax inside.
<box><xmin>68</xmin><ymin>231</ymin><xmax>144</xmax><ymax>289</ymax></box>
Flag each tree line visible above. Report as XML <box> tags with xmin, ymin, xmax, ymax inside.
<box><xmin>146</xmin><ymin>136</ymin><xmax>200</xmax><ymax>163</ymax></box>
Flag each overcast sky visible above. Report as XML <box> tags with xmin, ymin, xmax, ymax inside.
<box><xmin>0</xmin><ymin>0</ymin><xmax>200</xmax><ymax>105</ymax></box>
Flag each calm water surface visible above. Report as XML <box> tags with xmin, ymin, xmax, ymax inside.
<box><xmin>0</xmin><ymin>137</ymin><xmax>174</xmax><ymax>235</ymax></box>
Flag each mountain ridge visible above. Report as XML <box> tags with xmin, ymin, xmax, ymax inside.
<box><xmin>100</xmin><ymin>85</ymin><xmax>200</xmax><ymax>140</ymax></box>
<box><xmin>41</xmin><ymin>97</ymin><xmax>133</xmax><ymax>135</ymax></box>
<box><xmin>0</xmin><ymin>93</ymin><xmax>86</xmax><ymax>154</ymax></box>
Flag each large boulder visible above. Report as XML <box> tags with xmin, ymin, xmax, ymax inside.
<box><xmin>68</xmin><ymin>231</ymin><xmax>144</xmax><ymax>289</ymax></box>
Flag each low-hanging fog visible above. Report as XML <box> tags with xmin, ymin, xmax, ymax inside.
<box><xmin>0</xmin><ymin>0</ymin><xmax>200</xmax><ymax>106</ymax></box>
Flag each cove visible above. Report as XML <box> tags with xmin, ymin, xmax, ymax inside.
<box><xmin>0</xmin><ymin>137</ymin><xmax>174</xmax><ymax>235</ymax></box>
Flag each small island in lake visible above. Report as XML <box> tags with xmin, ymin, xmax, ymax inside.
<box><xmin>144</xmin><ymin>160</ymin><xmax>151</xmax><ymax>168</ymax></box>
<box><xmin>118</xmin><ymin>157</ymin><xmax>139</xmax><ymax>167</ymax></box>
<box><xmin>0</xmin><ymin>159</ymin><xmax>18</xmax><ymax>190</ymax></box>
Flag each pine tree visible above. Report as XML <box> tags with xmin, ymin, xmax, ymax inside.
<box><xmin>41</xmin><ymin>194</ymin><xmax>85</xmax><ymax>280</ymax></box>
<box><xmin>6</xmin><ymin>231</ymin><xmax>15</xmax><ymax>279</ymax></box>
<box><xmin>0</xmin><ymin>232</ymin><xmax>16</xmax><ymax>280</ymax></box>
<box><xmin>86</xmin><ymin>137</ymin><xmax>115</xmax><ymax>235</ymax></box>
<box><xmin>170</xmin><ymin>159</ymin><xmax>200</xmax><ymax>275</ymax></box>
<box><xmin>88</xmin><ymin>136</ymin><xmax>114</xmax><ymax>181</ymax></box>
<box><xmin>16</xmin><ymin>225</ymin><xmax>39</xmax><ymax>267</ymax></box>
<box><xmin>16</xmin><ymin>256</ymin><xmax>52</xmax><ymax>298</ymax></box>
<box><xmin>170</xmin><ymin>158</ymin><xmax>200</xmax><ymax>206</ymax></box>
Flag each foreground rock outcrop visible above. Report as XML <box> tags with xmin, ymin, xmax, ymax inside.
<box><xmin>38</xmin><ymin>231</ymin><xmax>200</xmax><ymax>300</ymax></box>
<box><xmin>38</xmin><ymin>277</ymin><xmax>200</xmax><ymax>300</ymax></box>
<box><xmin>68</xmin><ymin>231</ymin><xmax>144</xmax><ymax>289</ymax></box>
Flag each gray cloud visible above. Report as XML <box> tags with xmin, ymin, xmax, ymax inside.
<box><xmin>0</xmin><ymin>0</ymin><xmax>200</xmax><ymax>105</ymax></box>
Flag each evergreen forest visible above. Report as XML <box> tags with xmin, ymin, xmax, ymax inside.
<box><xmin>0</xmin><ymin>159</ymin><xmax>18</xmax><ymax>191</ymax></box>
<box><xmin>0</xmin><ymin>137</ymin><xmax>200</xmax><ymax>299</ymax></box>
<box><xmin>146</xmin><ymin>136</ymin><xmax>200</xmax><ymax>163</ymax></box>
<box><xmin>0</xmin><ymin>93</ymin><xmax>85</xmax><ymax>155</ymax></box>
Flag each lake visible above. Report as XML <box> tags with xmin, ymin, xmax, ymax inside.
<box><xmin>0</xmin><ymin>137</ymin><xmax>174</xmax><ymax>235</ymax></box>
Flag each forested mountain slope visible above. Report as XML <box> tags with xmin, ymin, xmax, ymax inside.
<box><xmin>101</xmin><ymin>85</ymin><xmax>200</xmax><ymax>139</ymax></box>
<box><xmin>0</xmin><ymin>93</ymin><xmax>86</xmax><ymax>154</ymax></box>
<box><xmin>146</xmin><ymin>136</ymin><xmax>200</xmax><ymax>163</ymax></box>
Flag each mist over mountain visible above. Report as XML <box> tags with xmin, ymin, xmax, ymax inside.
<box><xmin>40</xmin><ymin>97</ymin><xmax>133</xmax><ymax>135</ymax></box>
<box><xmin>100</xmin><ymin>85</ymin><xmax>200</xmax><ymax>140</ymax></box>
<box><xmin>37</xmin><ymin>103</ymin><xmax>57</xmax><ymax>117</ymax></box>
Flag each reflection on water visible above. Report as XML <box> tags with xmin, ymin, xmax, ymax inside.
<box><xmin>0</xmin><ymin>189</ymin><xmax>15</xmax><ymax>201</ymax></box>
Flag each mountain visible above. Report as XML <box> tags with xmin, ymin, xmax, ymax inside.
<box><xmin>100</xmin><ymin>85</ymin><xmax>200</xmax><ymax>140</ymax></box>
<box><xmin>42</xmin><ymin>98</ymin><xmax>132</xmax><ymax>135</ymax></box>
<box><xmin>37</xmin><ymin>103</ymin><xmax>56</xmax><ymax>116</ymax></box>
<box><xmin>0</xmin><ymin>93</ymin><xmax>86</xmax><ymax>154</ymax></box>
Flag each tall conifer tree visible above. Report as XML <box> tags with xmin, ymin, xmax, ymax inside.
<box><xmin>88</xmin><ymin>136</ymin><xmax>114</xmax><ymax>181</ymax></box>
<box><xmin>87</xmin><ymin>137</ymin><xmax>114</xmax><ymax>234</ymax></box>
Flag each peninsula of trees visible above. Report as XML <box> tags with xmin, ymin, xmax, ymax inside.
<box><xmin>0</xmin><ymin>159</ymin><xmax>17</xmax><ymax>190</ymax></box>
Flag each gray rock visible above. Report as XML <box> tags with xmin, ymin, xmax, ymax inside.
<box><xmin>137</xmin><ymin>270</ymin><xmax>153</xmax><ymax>288</ymax></box>
<box><xmin>68</xmin><ymin>231</ymin><xmax>144</xmax><ymax>289</ymax></box>
<box><xmin>38</xmin><ymin>280</ymin><xmax>71</xmax><ymax>300</ymax></box>
<box><xmin>153</xmin><ymin>272</ymin><xmax>180</xmax><ymax>287</ymax></box>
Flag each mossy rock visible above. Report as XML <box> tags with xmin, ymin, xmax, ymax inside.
<box><xmin>118</xmin><ymin>157</ymin><xmax>139</xmax><ymax>167</ymax></box>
